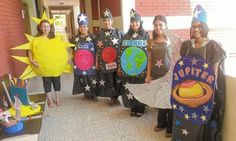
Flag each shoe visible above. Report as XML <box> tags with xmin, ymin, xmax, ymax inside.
<box><xmin>165</xmin><ymin>132</ymin><xmax>172</xmax><ymax>137</ymax></box>
<box><xmin>153</xmin><ymin>126</ymin><xmax>164</xmax><ymax>132</ymax></box>
<box><xmin>109</xmin><ymin>98</ymin><xmax>120</xmax><ymax>105</ymax></box>
<box><xmin>134</xmin><ymin>113</ymin><xmax>143</xmax><ymax>117</ymax></box>
<box><xmin>130</xmin><ymin>112</ymin><xmax>136</xmax><ymax>117</ymax></box>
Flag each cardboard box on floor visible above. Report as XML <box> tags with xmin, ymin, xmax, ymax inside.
<box><xmin>0</xmin><ymin>74</ymin><xmax>46</xmax><ymax>141</ymax></box>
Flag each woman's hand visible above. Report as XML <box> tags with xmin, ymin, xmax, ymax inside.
<box><xmin>30</xmin><ymin>59</ymin><xmax>39</xmax><ymax>68</ymax></box>
<box><xmin>145</xmin><ymin>75</ymin><xmax>152</xmax><ymax>83</ymax></box>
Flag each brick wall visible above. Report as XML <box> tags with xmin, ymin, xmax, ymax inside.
<box><xmin>99</xmin><ymin>0</ymin><xmax>121</xmax><ymax>17</ymax></box>
<box><xmin>135</xmin><ymin>0</ymin><xmax>192</xmax><ymax>16</ymax></box>
<box><xmin>0</xmin><ymin>0</ymin><xmax>27</xmax><ymax>77</ymax></box>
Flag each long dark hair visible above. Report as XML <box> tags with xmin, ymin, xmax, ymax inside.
<box><xmin>152</xmin><ymin>15</ymin><xmax>167</xmax><ymax>40</ymax></box>
<box><xmin>190</xmin><ymin>21</ymin><xmax>209</xmax><ymax>39</ymax></box>
<box><xmin>36</xmin><ymin>20</ymin><xmax>55</xmax><ymax>39</ymax></box>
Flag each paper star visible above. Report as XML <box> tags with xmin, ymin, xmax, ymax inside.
<box><xmin>172</xmin><ymin>104</ymin><xmax>177</xmax><ymax>109</ymax></box>
<box><xmin>78</xmin><ymin>14</ymin><xmax>87</xmax><ymax>23</ymax></box>
<box><xmin>82</xmin><ymin>71</ymin><xmax>87</xmax><ymax>75</ymax></box>
<box><xmin>179</xmin><ymin>106</ymin><xmax>185</xmax><ymax>112</ymax></box>
<box><xmin>132</xmin><ymin>32</ymin><xmax>138</xmax><ymax>38</ymax></box>
<box><xmin>191</xmin><ymin>112</ymin><xmax>198</xmax><ymax>120</ymax></box>
<box><xmin>104</xmin><ymin>9</ymin><xmax>110</xmax><ymax>17</ymax></box>
<box><xmin>99</xmin><ymin>79</ymin><xmax>105</xmax><ymax>86</ymax></box>
<box><xmin>97</xmin><ymin>40</ymin><xmax>103</xmax><ymax>47</ymax></box>
<box><xmin>175</xmin><ymin>120</ymin><xmax>181</xmax><ymax>126</ymax></box>
<box><xmin>184</xmin><ymin>114</ymin><xmax>190</xmax><ymax>120</ymax></box>
<box><xmin>73</xmin><ymin>65</ymin><xmax>77</xmax><ymax>69</ymax></box>
<box><xmin>182</xmin><ymin>129</ymin><xmax>189</xmax><ymax>136</ymax></box>
<box><xmin>84</xmin><ymin>85</ymin><xmax>90</xmax><ymax>91</ymax></box>
<box><xmin>178</xmin><ymin>60</ymin><xmax>184</xmax><ymax>66</ymax></box>
<box><xmin>90</xmin><ymin>47</ymin><xmax>94</xmax><ymax>51</ymax></box>
<box><xmin>194</xmin><ymin>9</ymin><xmax>202</xmax><ymax>18</ymax></box>
<box><xmin>92</xmin><ymin>66</ymin><xmax>96</xmax><ymax>69</ymax></box>
<box><xmin>127</xmin><ymin>93</ymin><xmax>134</xmax><ymax>100</ymax></box>
<box><xmin>111</xmin><ymin>37</ymin><xmax>119</xmax><ymax>45</ymax></box>
<box><xmin>203</xmin><ymin>105</ymin><xmax>210</xmax><ymax>113</ymax></box>
<box><xmin>191</xmin><ymin>58</ymin><xmax>198</xmax><ymax>65</ymax></box>
<box><xmin>202</xmin><ymin>63</ymin><xmax>209</xmax><ymax>69</ymax></box>
<box><xmin>75</xmin><ymin>37</ymin><xmax>80</xmax><ymax>42</ymax></box>
<box><xmin>200</xmin><ymin>115</ymin><xmax>207</xmax><ymax>121</ymax></box>
<box><xmin>130</xmin><ymin>10</ymin><xmax>135</xmax><ymax>18</ymax></box>
<box><xmin>155</xmin><ymin>59</ymin><xmax>163</xmax><ymax>68</ymax></box>
<box><xmin>105</xmin><ymin>31</ymin><xmax>110</xmax><ymax>36</ymax></box>
<box><xmin>86</xmin><ymin>37</ymin><xmax>92</xmax><ymax>42</ymax></box>
<box><xmin>92</xmin><ymin>79</ymin><xmax>97</xmax><ymax>85</ymax></box>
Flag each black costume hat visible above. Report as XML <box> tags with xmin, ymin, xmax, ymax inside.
<box><xmin>103</xmin><ymin>8</ymin><xmax>113</xmax><ymax>19</ymax></box>
<box><xmin>130</xmin><ymin>9</ymin><xmax>141</xmax><ymax>22</ymax></box>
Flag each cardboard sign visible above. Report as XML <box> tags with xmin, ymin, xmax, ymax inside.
<box><xmin>171</xmin><ymin>56</ymin><xmax>215</xmax><ymax>125</ymax></box>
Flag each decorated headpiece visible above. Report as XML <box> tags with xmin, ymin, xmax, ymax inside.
<box><xmin>77</xmin><ymin>13</ymin><xmax>88</xmax><ymax>26</ymax></box>
<box><xmin>103</xmin><ymin>8</ymin><xmax>113</xmax><ymax>19</ymax></box>
<box><xmin>192</xmin><ymin>5</ymin><xmax>207</xmax><ymax>23</ymax></box>
<box><xmin>32</xmin><ymin>11</ymin><xmax>54</xmax><ymax>25</ymax></box>
<box><xmin>130</xmin><ymin>9</ymin><xmax>141</xmax><ymax>22</ymax></box>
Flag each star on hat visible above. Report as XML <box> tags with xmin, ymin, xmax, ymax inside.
<box><xmin>130</xmin><ymin>9</ymin><xmax>141</xmax><ymax>22</ymax></box>
<box><xmin>103</xmin><ymin>8</ymin><xmax>113</xmax><ymax>19</ymax></box>
<box><xmin>192</xmin><ymin>5</ymin><xmax>207</xmax><ymax>23</ymax></box>
<box><xmin>77</xmin><ymin>13</ymin><xmax>88</xmax><ymax>25</ymax></box>
<box><xmin>32</xmin><ymin>11</ymin><xmax>54</xmax><ymax>25</ymax></box>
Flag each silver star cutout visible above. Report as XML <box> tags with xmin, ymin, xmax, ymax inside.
<box><xmin>184</xmin><ymin>114</ymin><xmax>190</xmax><ymax>120</ymax></box>
<box><xmin>92</xmin><ymin>66</ymin><xmax>96</xmax><ymax>70</ymax></box>
<box><xmin>179</xmin><ymin>106</ymin><xmax>185</xmax><ymax>112</ymax></box>
<box><xmin>90</xmin><ymin>47</ymin><xmax>94</xmax><ymax>51</ymax></box>
<box><xmin>99</xmin><ymin>79</ymin><xmax>105</xmax><ymax>86</ymax></box>
<box><xmin>86</xmin><ymin>37</ymin><xmax>92</xmax><ymax>42</ymax></box>
<box><xmin>191</xmin><ymin>112</ymin><xmax>198</xmax><ymax>120</ymax></box>
<box><xmin>82</xmin><ymin>71</ymin><xmax>87</xmax><ymax>75</ymax></box>
<box><xmin>132</xmin><ymin>32</ymin><xmax>138</xmax><ymax>38</ymax></box>
<box><xmin>130</xmin><ymin>10</ymin><xmax>135</xmax><ymax>18</ymax></box>
<box><xmin>194</xmin><ymin>9</ymin><xmax>202</xmax><ymax>18</ymax></box>
<box><xmin>182</xmin><ymin>129</ymin><xmax>189</xmax><ymax>136</ymax></box>
<box><xmin>203</xmin><ymin>105</ymin><xmax>210</xmax><ymax>113</ymax></box>
<box><xmin>78</xmin><ymin>14</ymin><xmax>87</xmax><ymax>23</ymax></box>
<box><xmin>92</xmin><ymin>79</ymin><xmax>97</xmax><ymax>85</ymax></box>
<box><xmin>104</xmin><ymin>10</ymin><xmax>110</xmax><ymax>17</ymax></box>
<box><xmin>127</xmin><ymin>93</ymin><xmax>134</xmax><ymax>100</ymax></box>
<box><xmin>73</xmin><ymin>65</ymin><xmax>77</xmax><ymax>69</ymax></box>
<box><xmin>191</xmin><ymin>58</ymin><xmax>198</xmax><ymax>65</ymax></box>
<box><xmin>105</xmin><ymin>31</ymin><xmax>110</xmax><ymax>36</ymax></box>
<box><xmin>84</xmin><ymin>85</ymin><xmax>90</xmax><ymax>91</ymax></box>
<box><xmin>111</xmin><ymin>37</ymin><xmax>119</xmax><ymax>45</ymax></box>
<box><xmin>75</xmin><ymin>37</ymin><xmax>80</xmax><ymax>42</ymax></box>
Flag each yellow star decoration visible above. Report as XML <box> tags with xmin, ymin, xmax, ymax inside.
<box><xmin>202</xmin><ymin>63</ymin><xmax>209</xmax><ymax>69</ymax></box>
<box><xmin>32</xmin><ymin>11</ymin><xmax>54</xmax><ymax>25</ymax></box>
<box><xmin>184</xmin><ymin>114</ymin><xmax>190</xmax><ymax>120</ymax></box>
<box><xmin>172</xmin><ymin>104</ymin><xmax>177</xmax><ymax>109</ymax></box>
<box><xmin>178</xmin><ymin>60</ymin><xmax>184</xmax><ymax>67</ymax></box>
<box><xmin>11</xmin><ymin>34</ymin><xmax>74</xmax><ymax>80</ymax></box>
<box><xmin>200</xmin><ymin>115</ymin><xmax>207</xmax><ymax>121</ymax></box>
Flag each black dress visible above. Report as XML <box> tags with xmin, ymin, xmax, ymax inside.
<box><xmin>72</xmin><ymin>34</ymin><xmax>97</xmax><ymax>98</ymax></box>
<box><xmin>120</xmin><ymin>30</ymin><xmax>149</xmax><ymax>114</ymax></box>
<box><xmin>171</xmin><ymin>39</ymin><xmax>226</xmax><ymax>141</ymax></box>
<box><xmin>95</xmin><ymin>28</ymin><xmax>123</xmax><ymax>99</ymax></box>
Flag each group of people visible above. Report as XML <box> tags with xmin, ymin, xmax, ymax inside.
<box><xmin>28</xmin><ymin>5</ymin><xmax>226</xmax><ymax>141</ymax></box>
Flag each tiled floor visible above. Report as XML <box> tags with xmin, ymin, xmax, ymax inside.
<box><xmin>28</xmin><ymin>74</ymin><xmax>171</xmax><ymax>141</ymax></box>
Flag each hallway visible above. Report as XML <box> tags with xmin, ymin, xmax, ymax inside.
<box><xmin>28</xmin><ymin>74</ymin><xmax>170</xmax><ymax>141</ymax></box>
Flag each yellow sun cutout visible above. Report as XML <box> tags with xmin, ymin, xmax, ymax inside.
<box><xmin>32</xmin><ymin>11</ymin><xmax>54</xmax><ymax>25</ymax></box>
<box><xmin>12</xmin><ymin>12</ymin><xmax>74</xmax><ymax>80</ymax></box>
